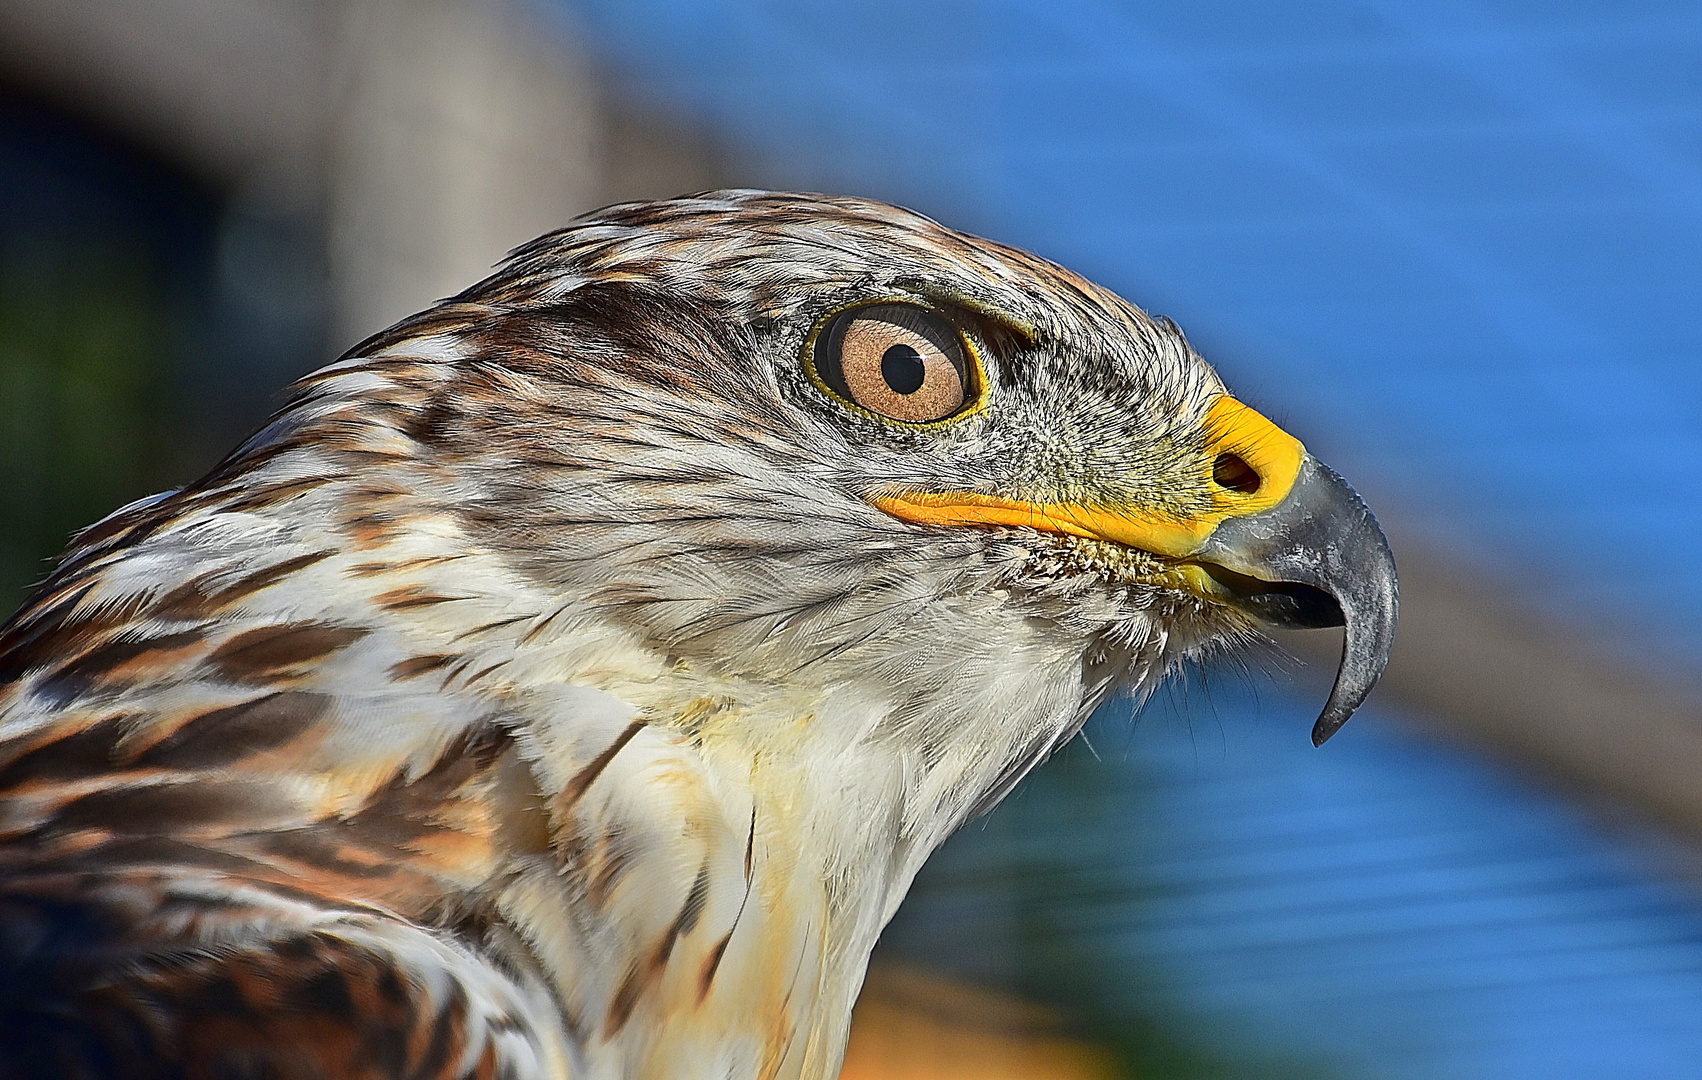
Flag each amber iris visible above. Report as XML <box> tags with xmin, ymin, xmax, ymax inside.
<box><xmin>814</xmin><ymin>303</ymin><xmax>971</xmax><ymax>424</ymax></box>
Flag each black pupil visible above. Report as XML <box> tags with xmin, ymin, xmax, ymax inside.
<box><xmin>880</xmin><ymin>344</ymin><xmax>926</xmax><ymax>395</ymax></box>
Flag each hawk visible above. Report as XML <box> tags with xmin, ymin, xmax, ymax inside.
<box><xmin>0</xmin><ymin>192</ymin><xmax>1395</xmax><ymax>1079</ymax></box>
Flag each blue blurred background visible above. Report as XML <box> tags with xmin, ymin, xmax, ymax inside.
<box><xmin>563</xmin><ymin>0</ymin><xmax>1702</xmax><ymax>666</ymax></box>
<box><xmin>2</xmin><ymin>1</ymin><xmax>1700</xmax><ymax>1077</ymax></box>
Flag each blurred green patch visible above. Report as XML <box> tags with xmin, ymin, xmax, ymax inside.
<box><xmin>883</xmin><ymin>727</ymin><xmax>1353</xmax><ymax>1080</ymax></box>
<box><xmin>1005</xmin><ymin>746</ymin><xmax>1349</xmax><ymax>1080</ymax></box>
<box><xmin>0</xmin><ymin>240</ymin><xmax>175</xmax><ymax>615</ymax></box>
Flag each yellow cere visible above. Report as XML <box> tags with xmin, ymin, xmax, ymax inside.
<box><xmin>869</xmin><ymin>394</ymin><xmax>1305</xmax><ymax>560</ymax></box>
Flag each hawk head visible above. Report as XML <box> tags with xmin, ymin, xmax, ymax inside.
<box><xmin>426</xmin><ymin>189</ymin><xmax>1393</xmax><ymax>743</ymax></box>
<box><xmin>0</xmin><ymin>191</ymin><xmax>1394</xmax><ymax>1079</ymax></box>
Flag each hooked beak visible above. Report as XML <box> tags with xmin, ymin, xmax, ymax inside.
<box><xmin>868</xmin><ymin>395</ymin><xmax>1398</xmax><ymax>744</ymax></box>
<box><xmin>1194</xmin><ymin>453</ymin><xmax>1398</xmax><ymax>745</ymax></box>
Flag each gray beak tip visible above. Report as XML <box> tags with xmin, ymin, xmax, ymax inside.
<box><xmin>1312</xmin><ymin>709</ymin><xmax>1350</xmax><ymax>747</ymax></box>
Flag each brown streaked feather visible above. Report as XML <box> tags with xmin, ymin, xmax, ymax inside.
<box><xmin>0</xmin><ymin>588</ymin><xmax>143</xmax><ymax>686</ymax></box>
<box><xmin>390</xmin><ymin>654</ymin><xmax>458</xmax><ymax>679</ymax></box>
<box><xmin>697</xmin><ymin>931</ymin><xmax>735</xmax><ymax>1006</ymax></box>
<box><xmin>0</xmin><ymin>915</ymin><xmax>530</xmax><ymax>1080</ymax></box>
<box><xmin>34</xmin><ymin>630</ymin><xmax>207</xmax><ymax>704</ymax></box>
<box><xmin>220</xmin><ymin>474</ymin><xmax>336</xmax><ymax>512</ymax></box>
<box><xmin>153</xmin><ymin>549</ymin><xmax>337</xmax><ymax>619</ymax></box>
<box><xmin>556</xmin><ymin>719</ymin><xmax>645</xmax><ymax>811</ymax></box>
<box><xmin>371</xmin><ymin>585</ymin><xmax>470</xmax><ymax>612</ymax></box>
<box><xmin>43</xmin><ymin>777</ymin><xmax>290</xmax><ymax>838</ymax></box>
<box><xmin>127</xmin><ymin>691</ymin><xmax>330</xmax><ymax>771</ymax></box>
<box><xmin>207</xmin><ymin>624</ymin><xmax>369</xmax><ymax>683</ymax></box>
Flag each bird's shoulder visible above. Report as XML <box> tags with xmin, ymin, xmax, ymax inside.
<box><xmin>0</xmin><ymin>376</ymin><xmax>761</xmax><ymax>1076</ymax></box>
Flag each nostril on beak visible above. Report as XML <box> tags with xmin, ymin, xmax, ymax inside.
<box><xmin>1213</xmin><ymin>452</ymin><xmax>1261</xmax><ymax>494</ymax></box>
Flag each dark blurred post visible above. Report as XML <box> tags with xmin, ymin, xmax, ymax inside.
<box><xmin>0</xmin><ymin>0</ymin><xmax>729</xmax><ymax>617</ymax></box>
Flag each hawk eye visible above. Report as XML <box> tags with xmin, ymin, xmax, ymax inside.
<box><xmin>812</xmin><ymin>303</ymin><xmax>974</xmax><ymax>425</ymax></box>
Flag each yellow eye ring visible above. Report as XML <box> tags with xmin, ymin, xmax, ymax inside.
<box><xmin>802</xmin><ymin>300</ymin><xmax>991</xmax><ymax>429</ymax></box>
